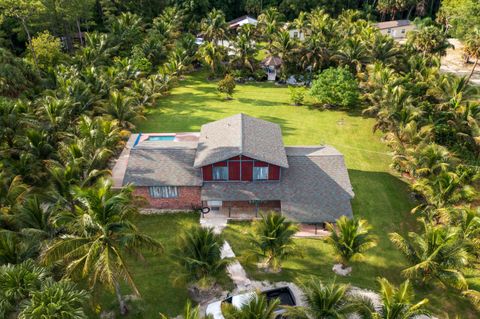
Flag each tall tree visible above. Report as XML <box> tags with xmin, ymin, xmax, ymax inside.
<box><xmin>0</xmin><ymin>0</ymin><xmax>44</xmax><ymax>67</ymax></box>
<box><xmin>41</xmin><ymin>178</ymin><xmax>163</xmax><ymax>315</ymax></box>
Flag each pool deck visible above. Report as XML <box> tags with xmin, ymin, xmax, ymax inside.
<box><xmin>111</xmin><ymin>132</ymin><xmax>200</xmax><ymax>188</ymax></box>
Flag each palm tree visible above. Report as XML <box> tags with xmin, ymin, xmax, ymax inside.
<box><xmin>222</xmin><ymin>293</ymin><xmax>279</xmax><ymax>319</ymax></box>
<box><xmin>354</xmin><ymin>278</ymin><xmax>430</xmax><ymax>319</ymax></box>
<box><xmin>98</xmin><ymin>90</ymin><xmax>144</xmax><ymax>129</ymax></box>
<box><xmin>198</xmin><ymin>41</ymin><xmax>225</xmax><ymax>77</ymax></box>
<box><xmin>0</xmin><ymin>259</ymin><xmax>48</xmax><ymax>316</ymax></box>
<box><xmin>406</xmin><ymin>25</ymin><xmax>452</xmax><ymax>57</ymax></box>
<box><xmin>412</xmin><ymin>170</ymin><xmax>477</xmax><ymax>222</ymax></box>
<box><xmin>270</xmin><ymin>31</ymin><xmax>297</xmax><ymax>80</ymax></box>
<box><xmin>464</xmin><ymin>28</ymin><xmax>480</xmax><ymax>83</ymax></box>
<box><xmin>231</xmin><ymin>34</ymin><xmax>258</xmax><ymax>73</ymax></box>
<box><xmin>248</xmin><ymin>212</ymin><xmax>300</xmax><ymax>272</ymax></box>
<box><xmin>389</xmin><ymin>220</ymin><xmax>469</xmax><ymax>289</ymax></box>
<box><xmin>285</xmin><ymin>277</ymin><xmax>357</xmax><ymax>318</ymax></box>
<box><xmin>200</xmin><ymin>9</ymin><xmax>228</xmax><ymax>44</ymax></box>
<box><xmin>333</xmin><ymin>37</ymin><xmax>371</xmax><ymax>73</ymax></box>
<box><xmin>160</xmin><ymin>301</ymin><xmax>201</xmax><ymax>319</ymax></box>
<box><xmin>300</xmin><ymin>33</ymin><xmax>330</xmax><ymax>73</ymax></box>
<box><xmin>258</xmin><ymin>7</ymin><xmax>284</xmax><ymax>51</ymax></box>
<box><xmin>326</xmin><ymin>216</ymin><xmax>376</xmax><ymax>270</ymax></box>
<box><xmin>41</xmin><ymin>178</ymin><xmax>163</xmax><ymax>315</ymax></box>
<box><xmin>18</xmin><ymin>280</ymin><xmax>88</xmax><ymax>319</ymax></box>
<box><xmin>172</xmin><ymin>226</ymin><xmax>230</xmax><ymax>287</ymax></box>
<box><xmin>367</xmin><ymin>33</ymin><xmax>400</xmax><ymax>66</ymax></box>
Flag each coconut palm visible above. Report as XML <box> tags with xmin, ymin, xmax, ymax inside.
<box><xmin>285</xmin><ymin>277</ymin><xmax>357</xmax><ymax>318</ymax></box>
<box><xmin>367</xmin><ymin>33</ymin><xmax>400</xmax><ymax>66</ymax></box>
<box><xmin>389</xmin><ymin>220</ymin><xmax>469</xmax><ymax>289</ymax></box>
<box><xmin>300</xmin><ymin>33</ymin><xmax>331</xmax><ymax>73</ymax></box>
<box><xmin>258</xmin><ymin>7</ymin><xmax>284</xmax><ymax>50</ymax></box>
<box><xmin>172</xmin><ymin>226</ymin><xmax>230</xmax><ymax>287</ymax></box>
<box><xmin>18</xmin><ymin>280</ymin><xmax>88</xmax><ymax>319</ymax></box>
<box><xmin>160</xmin><ymin>301</ymin><xmax>202</xmax><ymax>319</ymax></box>
<box><xmin>0</xmin><ymin>259</ymin><xmax>48</xmax><ymax>317</ymax></box>
<box><xmin>270</xmin><ymin>31</ymin><xmax>297</xmax><ymax>79</ymax></box>
<box><xmin>406</xmin><ymin>25</ymin><xmax>452</xmax><ymax>57</ymax></box>
<box><xmin>333</xmin><ymin>37</ymin><xmax>371</xmax><ymax>73</ymax></box>
<box><xmin>41</xmin><ymin>178</ymin><xmax>163</xmax><ymax>315</ymax></box>
<box><xmin>326</xmin><ymin>216</ymin><xmax>377</xmax><ymax>269</ymax></box>
<box><xmin>354</xmin><ymin>278</ymin><xmax>430</xmax><ymax>319</ymax></box>
<box><xmin>200</xmin><ymin>9</ymin><xmax>228</xmax><ymax>44</ymax></box>
<box><xmin>231</xmin><ymin>34</ymin><xmax>258</xmax><ymax>72</ymax></box>
<box><xmin>222</xmin><ymin>293</ymin><xmax>280</xmax><ymax>319</ymax></box>
<box><xmin>248</xmin><ymin>212</ymin><xmax>300</xmax><ymax>272</ymax></box>
<box><xmin>464</xmin><ymin>28</ymin><xmax>480</xmax><ymax>83</ymax></box>
<box><xmin>98</xmin><ymin>90</ymin><xmax>144</xmax><ymax>129</ymax></box>
<box><xmin>198</xmin><ymin>41</ymin><xmax>225</xmax><ymax>77</ymax></box>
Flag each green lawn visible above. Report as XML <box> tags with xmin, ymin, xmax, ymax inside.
<box><xmin>131</xmin><ymin>72</ymin><xmax>477</xmax><ymax>317</ymax></box>
<box><xmin>96</xmin><ymin>213</ymin><xmax>233</xmax><ymax>318</ymax></box>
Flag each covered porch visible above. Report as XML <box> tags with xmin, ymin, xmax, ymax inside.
<box><xmin>203</xmin><ymin>200</ymin><xmax>281</xmax><ymax>219</ymax></box>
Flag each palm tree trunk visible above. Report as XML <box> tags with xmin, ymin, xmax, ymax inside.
<box><xmin>20</xmin><ymin>18</ymin><xmax>38</xmax><ymax>68</ymax></box>
<box><xmin>76</xmin><ymin>19</ymin><xmax>84</xmax><ymax>46</ymax></box>
<box><xmin>115</xmin><ymin>282</ymin><xmax>128</xmax><ymax>315</ymax></box>
<box><xmin>466</xmin><ymin>57</ymin><xmax>479</xmax><ymax>85</ymax></box>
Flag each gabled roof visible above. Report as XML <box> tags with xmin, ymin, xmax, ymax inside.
<box><xmin>193</xmin><ymin>114</ymin><xmax>289</xmax><ymax>168</ymax></box>
<box><xmin>228</xmin><ymin>15</ymin><xmax>258</xmax><ymax>28</ymax></box>
<box><xmin>201</xmin><ymin>145</ymin><xmax>354</xmax><ymax>223</ymax></box>
<box><xmin>375</xmin><ymin>20</ymin><xmax>411</xmax><ymax>30</ymax></box>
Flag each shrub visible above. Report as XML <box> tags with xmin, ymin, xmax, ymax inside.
<box><xmin>310</xmin><ymin>66</ymin><xmax>360</xmax><ymax>109</ymax></box>
<box><xmin>289</xmin><ymin>86</ymin><xmax>306</xmax><ymax>105</ymax></box>
<box><xmin>217</xmin><ymin>74</ymin><xmax>236</xmax><ymax>99</ymax></box>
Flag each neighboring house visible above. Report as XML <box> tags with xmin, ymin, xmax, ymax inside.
<box><xmin>112</xmin><ymin>114</ymin><xmax>354</xmax><ymax>224</ymax></box>
<box><xmin>375</xmin><ymin>20</ymin><xmax>416</xmax><ymax>39</ymax></box>
<box><xmin>288</xmin><ymin>28</ymin><xmax>306</xmax><ymax>40</ymax></box>
<box><xmin>228</xmin><ymin>15</ymin><xmax>258</xmax><ymax>29</ymax></box>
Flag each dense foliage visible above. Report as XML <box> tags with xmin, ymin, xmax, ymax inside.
<box><xmin>0</xmin><ymin>0</ymin><xmax>479</xmax><ymax>317</ymax></box>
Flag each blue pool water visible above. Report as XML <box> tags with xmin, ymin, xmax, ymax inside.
<box><xmin>147</xmin><ymin>135</ymin><xmax>175</xmax><ymax>141</ymax></box>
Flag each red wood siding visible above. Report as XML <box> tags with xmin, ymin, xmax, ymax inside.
<box><xmin>229</xmin><ymin>161</ymin><xmax>241</xmax><ymax>180</ymax></box>
<box><xmin>203</xmin><ymin>165</ymin><xmax>212</xmax><ymax>181</ymax></box>
<box><xmin>268</xmin><ymin>165</ymin><xmax>280</xmax><ymax>180</ymax></box>
<box><xmin>241</xmin><ymin>161</ymin><xmax>253</xmax><ymax>181</ymax></box>
<box><xmin>202</xmin><ymin>157</ymin><xmax>281</xmax><ymax>182</ymax></box>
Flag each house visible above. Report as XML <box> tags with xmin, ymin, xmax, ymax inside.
<box><xmin>288</xmin><ymin>28</ymin><xmax>306</xmax><ymax>40</ymax></box>
<box><xmin>112</xmin><ymin>114</ymin><xmax>354</xmax><ymax>224</ymax></box>
<box><xmin>375</xmin><ymin>20</ymin><xmax>416</xmax><ymax>39</ymax></box>
<box><xmin>228</xmin><ymin>15</ymin><xmax>258</xmax><ymax>29</ymax></box>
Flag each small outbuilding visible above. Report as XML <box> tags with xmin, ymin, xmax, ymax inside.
<box><xmin>261</xmin><ymin>56</ymin><xmax>282</xmax><ymax>81</ymax></box>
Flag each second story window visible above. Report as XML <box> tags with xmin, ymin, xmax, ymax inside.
<box><xmin>213</xmin><ymin>166</ymin><xmax>228</xmax><ymax>180</ymax></box>
<box><xmin>253</xmin><ymin>166</ymin><xmax>269</xmax><ymax>180</ymax></box>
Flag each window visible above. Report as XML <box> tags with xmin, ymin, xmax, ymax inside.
<box><xmin>387</xmin><ymin>28</ymin><xmax>391</xmax><ymax>34</ymax></box>
<box><xmin>293</xmin><ymin>31</ymin><xmax>298</xmax><ymax>38</ymax></box>
<box><xmin>401</xmin><ymin>29</ymin><xmax>405</xmax><ymax>34</ymax></box>
<box><xmin>213</xmin><ymin>166</ymin><xmax>228</xmax><ymax>180</ymax></box>
<box><xmin>149</xmin><ymin>186</ymin><xmax>178</xmax><ymax>198</ymax></box>
<box><xmin>253</xmin><ymin>166</ymin><xmax>269</xmax><ymax>180</ymax></box>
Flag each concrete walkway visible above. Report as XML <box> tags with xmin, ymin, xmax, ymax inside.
<box><xmin>221</xmin><ymin>241</ymin><xmax>252</xmax><ymax>290</ymax></box>
<box><xmin>200</xmin><ymin>213</ymin><xmax>228</xmax><ymax>234</ymax></box>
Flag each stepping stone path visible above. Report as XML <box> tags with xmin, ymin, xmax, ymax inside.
<box><xmin>199</xmin><ymin>215</ymin><xmax>436</xmax><ymax>319</ymax></box>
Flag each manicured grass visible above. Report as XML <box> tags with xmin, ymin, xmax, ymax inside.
<box><xmin>96</xmin><ymin>213</ymin><xmax>233</xmax><ymax>318</ymax></box>
<box><xmin>133</xmin><ymin>72</ymin><xmax>478</xmax><ymax>317</ymax></box>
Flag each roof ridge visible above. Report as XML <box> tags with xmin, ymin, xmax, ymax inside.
<box><xmin>240</xmin><ymin>113</ymin><xmax>245</xmax><ymax>154</ymax></box>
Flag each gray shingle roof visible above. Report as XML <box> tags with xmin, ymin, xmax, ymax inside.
<box><xmin>123</xmin><ymin>145</ymin><xmax>202</xmax><ymax>186</ymax></box>
<box><xmin>201</xmin><ymin>145</ymin><xmax>354</xmax><ymax>223</ymax></box>
<box><xmin>375</xmin><ymin>20</ymin><xmax>411</xmax><ymax>30</ymax></box>
<box><xmin>194</xmin><ymin>114</ymin><xmax>289</xmax><ymax>168</ymax></box>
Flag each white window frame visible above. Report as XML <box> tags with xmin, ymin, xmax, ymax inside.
<box><xmin>212</xmin><ymin>166</ymin><xmax>229</xmax><ymax>180</ymax></box>
<box><xmin>253</xmin><ymin>166</ymin><xmax>269</xmax><ymax>180</ymax></box>
<box><xmin>149</xmin><ymin>186</ymin><xmax>178</xmax><ymax>198</ymax></box>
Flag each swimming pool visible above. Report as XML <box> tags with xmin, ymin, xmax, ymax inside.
<box><xmin>146</xmin><ymin>135</ymin><xmax>175</xmax><ymax>141</ymax></box>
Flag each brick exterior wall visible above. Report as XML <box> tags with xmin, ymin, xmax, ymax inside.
<box><xmin>134</xmin><ymin>186</ymin><xmax>202</xmax><ymax>210</ymax></box>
